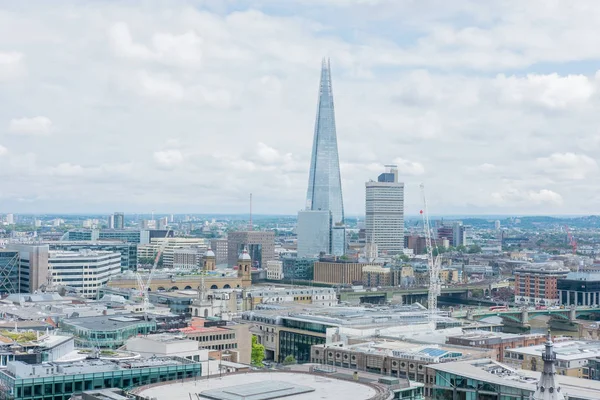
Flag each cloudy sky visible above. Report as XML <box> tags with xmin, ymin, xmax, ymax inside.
<box><xmin>1</xmin><ymin>0</ymin><xmax>600</xmax><ymax>216</ymax></box>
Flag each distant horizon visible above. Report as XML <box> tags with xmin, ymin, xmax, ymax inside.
<box><xmin>4</xmin><ymin>212</ymin><xmax>599</xmax><ymax>219</ymax></box>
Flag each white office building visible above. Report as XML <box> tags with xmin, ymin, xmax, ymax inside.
<box><xmin>49</xmin><ymin>250</ymin><xmax>121</xmax><ymax>298</ymax></box>
<box><xmin>365</xmin><ymin>165</ymin><xmax>404</xmax><ymax>255</ymax></box>
<box><xmin>297</xmin><ymin>210</ymin><xmax>330</xmax><ymax>258</ymax></box>
<box><xmin>266</xmin><ymin>260</ymin><xmax>284</xmax><ymax>280</ymax></box>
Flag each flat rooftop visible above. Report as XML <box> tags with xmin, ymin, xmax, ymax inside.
<box><xmin>61</xmin><ymin>315</ymin><xmax>152</xmax><ymax>330</ymax></box>
<box><xmin>506</xmin><ymin>340</ymin><xmax>600</xmax><ymax>360</ymax></box>
<box><xmin>137</xmin><ymin>372</ymin><xmax>377</xmax><ymax>400</ymax></box>
<box><xmin>200</xmin><ymin>381</ymin><xmax>314</xmax><ymax>400</ymax></box>
<box><xmin>429</xmin><ymin>358</ymin><xmax>600</xmax><ymax>400</ymax></box>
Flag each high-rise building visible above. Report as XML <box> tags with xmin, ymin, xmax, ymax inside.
<box><xmin>452</xmin><ymin>222</ymin><xmax>467</xmax><ymax>247</ymax></box>
<box><xmin>49</xmin><ymin>250</ymin><xmax>121</xmax><ymax>298</ymax></box>
<box><xmin>113</xmin><ymin>212</ymin><xmax>125</xmax><ymax>229</ymax></box>
<box><xmin>305</xmin><ymin>58</ymin><xmax>344</xmax><ymax>225</ymax></box>
<box><xmin>6</xmin><ymin>244</ymin><xmax>49</xmax><ymax>293</ymax></box>
<box><xmin>0</xmin><ymin>251</ymin><xmax>20</xmax><ymax>294</ymax></box>
<box><xmin>226</xmin><ymin>231</ymin><xmax>275</xmax><ymax>268</ymax></box>
<box><xmin>210</xmin><ymin>238</ymin><xmax>228</xmax><ymax>265</ymax></box>
<box><xmin>365</xmin><ymin>165</ymin><xmax>404</xmax><ymax>255</ymax></box>
<box><xmin>5</xmin><ymin>214</ymin><xmax>14</xmax><ymax>225</ymax></box>
<box><xmin>297</xmin><ymin>210</ymin><xmax>330</xmax><ymax>258</ymax></box>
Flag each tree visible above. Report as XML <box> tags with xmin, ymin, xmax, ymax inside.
<box><xmin>282</xmin><ymin>355</ymin><xmax>297</xmax><ymax>365</ymax></box>
<box><xmin>467</xmin><ymin>245</ymin><xmax>482</xmax><ymax>254</ymax></box>
<box><xmin>251</xmin><ymin>335</ymin><xmax>265</xmax><ymax>367</ymax></box>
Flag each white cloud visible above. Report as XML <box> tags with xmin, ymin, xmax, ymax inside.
<box><xmin>491</xmin><ymin>188</ymin><xmax>564</xmax><ymax>207</ymax></box>
<box><xmin>136</xmin><ymin>71</ymin><xmax>184</xmax><ymax>101</ymax></box>
<box><xmin>8</xmin><ymin>116</ymin><xmax>53</xmax><ymax>136</ymax></box>
<box><xmin>0</xmin><ymin>145</ymin><xmax>7</xmax><ymax>156</ymax></box>
<box><xmin>0</xmin><ymin>52</ymin><xmax>24</xmax><ymax>81</ymax></box>
<box><xmin>494</xmin><ymin>73</ymin><xmax>595</xmax><ymax>109</ymax></box>
<box><xmin>536</xmin><ymin>152</ymin><xmax>598</xmax><ymax>180</ymax></box>
<box><xmin>153</xmin><ymin>149</ymin><xmax>184</xmax><ymax>169</ymax></box>
<box><xmin>3</xmin><ymin>1</ymin><xmax>600</xmax><ymax>213</ymax></box>
<box><xmin>392</xmin><ymin>158</ymin><xmax>425</xmax><ymax>176</ymax></box>
<box><xmin>109</xmin><ymin>22</ymin><xmax>202</xmax><ymax>67</ymax></box>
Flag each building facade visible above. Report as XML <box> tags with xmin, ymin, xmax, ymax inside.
<box><xmin>6</xmin><ymin>244</ymin><xmax>49</xmax><ymax>293</ymax></box>
<box><xmin>266</xmin><ymin>260</ymin><xmax>284</xmax><ymax>280</ymax></box>
<box><xmin>0</xmin><ymin>357</ymin><xmax>200</xmax><ymax>400</ymax></box>
<box><xmin>446</xmin><ymin>331</ymin><xmax>546</xmax><ymax>362</ymax></box>
<box><xmin>558</xmin><ymin>272</ymin><xmax>600</xmax><ymax>306</ymax></box>
<box><xmin>296</xmin><ymin>210</ymin><xmax>330</xmax><ymax>258</ymax></box>
<box><xmin>226</xmin><ymin>231</ymin><xmax>275</xmax><ymax>268</ymax></box>
<box><xmin>0</xmin><ymin>251</ymin><xmax>19</xmax><ymax>294</ymax></box>
<box><xmin>313</xmin><ymin>261</ymin><xmax>373</xmax><ymax>285</ymax></box>
<box><xmin>365</xmin><ymin>166</ymin><xmax>404</xmax><ymax>255</ymax></box>
<box><xmin>514</xmin><ymin>263</ymin><xmax>570</xmax><ymax>305</ymax></box>
<box><xmin>179</xmin><ymin>318</ymin><xmax>251</xmax><ymax>364</ymax></box>
<box><xmin>305</xmin><ymin>58</ymin><xmax>344</xmax><ymax>226</ymax></box>
<box><xmin>47</xmin><ymin>242</ymin><xmax>137</xmax><ymax>272</ymax></box>
<box><xmin>210</xmin><ymin>238</ymin><xmax>228</xmax><ymax>265</ymax></box>
<box><xmin>49</xmin><ymin>250</ymin><xmax>121</xmax><ymax>298</ymax></box>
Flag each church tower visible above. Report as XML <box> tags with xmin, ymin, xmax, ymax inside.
<box><xmin>237</xmin><ymin>248</ymin><xmax>252</xmax><ymax>286</ymax></box>
<box><xmin>203</xmin><ymin>249</ymin><xmax>216</xmax><ymax>271</ymax></box>
<box><xmin>532</xmin><ymin>330</ymin><xmax>565</xmax><ymax>400</ymax></box>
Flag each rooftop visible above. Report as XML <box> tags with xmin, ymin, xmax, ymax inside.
<box><xmin>60</xmin><ymin>314</ymin><xmax>153</xmax><ymax>330</ymax></box>
<box><xmin>429</xmin><ymin>358</ymin><xmax>600</xmax><ymax>400</ymax></box>
<box><xmin>136</xmin><ymin>372</ymin><xmax>377</xmax><ymax>400</ymax></box>
<box><xmin>505</xmin><ymin>340</ymin><xmax>600</xmax><ymax>360</ymax></box>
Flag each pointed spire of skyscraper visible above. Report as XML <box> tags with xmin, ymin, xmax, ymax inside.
<box><xmin>305</xmin><ymin>58</ymin><xmax>345</xmax><ymax>224</ymax></box>
<box><xmin>531</xmin><ymin>330</ymin><xmax>564</xmax><ymax>400</ymax></box>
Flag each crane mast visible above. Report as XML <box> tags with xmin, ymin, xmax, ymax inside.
<box><xmin>136</xmin><ymin>229</ymin><xmax>171</xmax><ymax>318</ymax></box>
<box><xmin>420</xmin><ymin>183</ymin><xmax>441</xmax><ymax>316</ymax></box>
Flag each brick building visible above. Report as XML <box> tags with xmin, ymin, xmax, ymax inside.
<box><xmin>514</xmin><ymin>262</ymin><xmax>570</xmax><ymax>305</ymax></box>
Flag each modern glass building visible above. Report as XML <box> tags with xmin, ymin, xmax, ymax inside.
<box><xmin>305</xmin><ymin>58</ymin><xmax>344</xmax><ymax>225</ymax></box>
<box><xmin>59</xmin><ymin>315</ymin><xmax>156</xmax><ymax>349</ymax></box>
<box><xmin>296</xmin><ymin>210</ymin><xmax>331</xmax><ymax>258</ymax></box>
<box><xmin>0</xmin><ymin>251</ymin><xmax>19</xmax><ymax>294</ymax></box>
<box><xmin>0</xmin><ymin>357</ymin><xmax>200</xmax><ymax>400</ymax></box>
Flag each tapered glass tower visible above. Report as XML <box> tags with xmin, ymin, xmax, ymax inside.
<box><xmin>305</xmin><ymin>58</ymin><xmax>345</xmax><ymax>224</ymax></box>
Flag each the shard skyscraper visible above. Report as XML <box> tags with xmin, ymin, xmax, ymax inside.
<box><xmin>305</xmin><ymin>58</ymin><xmax>345</xmax><ymax>225</ymax></box>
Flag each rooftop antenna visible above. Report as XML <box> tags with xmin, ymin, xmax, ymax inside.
<box><xmin>248</xmin><ymin>193</ymin><xmax>253</xmax><ymax>231</ymax></box>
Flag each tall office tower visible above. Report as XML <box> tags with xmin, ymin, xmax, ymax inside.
<box><xmin>452</xmin><ymin>222</ymin><xmax>466</xmax><ymax>247</ymax></box>
<box><xmin>365</xmin><ymin>165</ymin><xmax>405</xmax><ymax>255</ymax></box>
<box><xmin>305</xmin><ymin>58</ymin><xmax>344</xmax><ymax>225</ymax></box>
<box><xmin>227</xmin><ymin>231</ymin><xmax>275</xmax><ymax>268</ymax></box>
<box><xmin>108</xmin><ymin>214</ymin><xmax>115</xmax><ymax>229</ymax></box>
<box><xmin>5</xmin><ymin>214</ymin><xmax>14</xmax><ymax>225</ymax></box>
<box><xmin>113</xmin><ymin>212</ymin><xmax>125</xmax><ymax>229</ymax></box>
<box><xmin>6</xmin><ymin>244</ymin><xmax>49</xmax><ymax>293</ymax></box>
<box><xmin>297</xmin><ymin>210</ymin><xmax>331</xmax><ymax>258</ymax></box>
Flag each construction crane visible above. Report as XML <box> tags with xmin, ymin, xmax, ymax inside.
<box><xmin>565</xmin><ymin>225</ymin><xmax>577</xmax><ymax>255</ymax></box>
<box><xmin>136</xmin><ymin>229</ymin><xmax>171</xmax><ymax>318</ymax></box>
<box><xmin>420</xmin><ymin>183</ymin><xmax>441</xmax><ymax>317</ymax></box>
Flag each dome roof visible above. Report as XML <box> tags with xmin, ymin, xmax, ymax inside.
<box><xmin>239</xmin><ymin>249</ymin><xmax>252</xmax><ymax>261</ymax></box>
<box><xmin>205</xmin><ymin>249</ymin><xmax>215</xmax><ymax>258</ymax></box>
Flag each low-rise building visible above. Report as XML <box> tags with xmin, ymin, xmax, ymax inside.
<box><xmin>310</xmin><ymin>340</ymin><xmax>494</xmax><ymax>398</ymax></box>
<box><xmin>504</xmin><ymin>339</ymin><xmax>600</xmax><ymax>378</ymax></box>
<box><xmin>313</xmin><ymin>261</ymin><xmax>379</xmax><ymax>285</ymax></box>
<box><xmin>59</xmin><ymin>315</ymin><xmax>156</xmax><ymax>348</ymax></box>
<box><xmin>266</xmin><ymin>260</ymin><xmax>283</xmax><ymax>280</ymax></box>
<box><xmin>0</xmin><ymin>357</ymin><xmax>200</xmax><ymax>400</ymax></box>
<box><xmin>178</xmin><ymin>318</ymin><xmax>251</xmax><ymax>364</ymax></box>
<box><xmin>446</xmin><ymin>331</ymin><xmax>546</xmax><ymax>362</ymax></box>
<box><xmin>514</xmin><ymin>262</ymin><xmax>570</xmax><ymax>306</ymax></box>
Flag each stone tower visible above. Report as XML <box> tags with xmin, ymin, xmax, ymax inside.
<box><xmin>237</xmin><ymin>248</ymin><xmax>252</xmax><ymax>285</ymax></box>
<box><xmin>203</xmin><ymin>249</ymin><xmax>216</xmax><ymax>271</ymax></box>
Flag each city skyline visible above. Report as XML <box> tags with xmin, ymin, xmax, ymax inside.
<box><xmin>2</xmin><ymin>1</ymin><xmax>600</xmax><ymax>215</ymax></box>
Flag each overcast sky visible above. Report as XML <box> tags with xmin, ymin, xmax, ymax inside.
<box><xmin>1</xmin><ymin>1</ymin><xmax>600</xmax><ymax>216</ymax></box>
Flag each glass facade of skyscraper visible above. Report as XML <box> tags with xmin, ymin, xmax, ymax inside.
<box><xmin>305</xmin><ymin>59</ymin><xmax>345</xmax><ymax>225</ymax></box>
